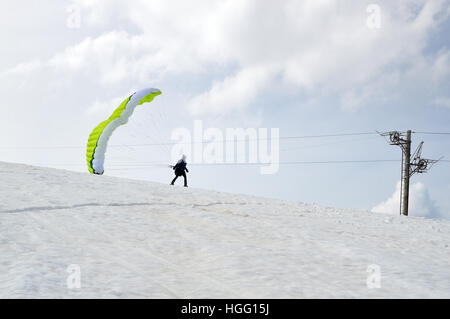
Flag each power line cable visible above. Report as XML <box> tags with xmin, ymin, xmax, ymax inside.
<box><xmin>0</xmin><ymin>132</ymin><xmax>380</xmax><ymax>149</ymax></box>
<box><xmin>104</xmin><ymin>159</ymin><xmax>401</xmax><ymax>170</ymax></box>
<box><xmin>413</xmin><ymin>132</ymin><xmax>450</xmax><ymax>135</ymax></box>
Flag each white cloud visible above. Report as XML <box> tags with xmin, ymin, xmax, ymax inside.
<box><xmin>120</xmin><ymin>0</ymin><xmax>443</xmax><ymax>112</ymax></box>
<box><xmin>188</xmin><ymin>66</ymin><xmax>274</xmax><ymax>114</ymax></box>
<box><xmin>5</xmin><ymin>0</ymin><xmax>448</xmax><ymax>114</ymax></box>
<box><xmin>1</xmin><ymin>60</ymin><xmax>42</xmax><ymax>76</ymax></box>
<box><xmin>84</xmin><ymin>95</ymin><xmax>126</xmax><ymax>117</ymax></box>
<box><xmin>47</xmin><ymin>31</ymin><xmax>159</xmax><ymax>85</ymax></box>
<box><xmin>372</xmin><ymin>181</ymin><xmax>442</xmax><ymax>219</ymax></box>
<box><xmin>431</xmin><ymin>50</ymin><xmax>450</xmax><ymax>81</ymax></box>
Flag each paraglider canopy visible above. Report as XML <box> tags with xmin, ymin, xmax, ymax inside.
<box><xmin>86</xmin><ymin>88</ymin><xmax>162</xmax><ymax>175</ymax></box>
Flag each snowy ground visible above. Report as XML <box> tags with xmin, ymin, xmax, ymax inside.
<box><xmin>0</xmin><ymin>161</ymin><xmax>449</xmax><ymax>298</ymax></box>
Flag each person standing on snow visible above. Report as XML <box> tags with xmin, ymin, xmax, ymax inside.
<box><xmin>170</xmin><ymin>155</ymin><xmax>189</xmax><ymax>187</ymax></box>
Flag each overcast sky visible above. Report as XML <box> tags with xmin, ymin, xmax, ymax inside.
<box><xmin>1</xmin><ymin>0</ymin><xmax>449</xmax><ymax>219</ymax></box>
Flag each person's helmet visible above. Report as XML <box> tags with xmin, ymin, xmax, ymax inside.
<box><xmin>181</xmin><ymin>154</ymin><xmax>187</xmax><ymax>161</ymax></box>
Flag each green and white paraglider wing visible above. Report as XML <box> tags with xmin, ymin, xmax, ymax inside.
<box><xmin>86</xmin><ymin>88</ymin><xmax>162</xmax><ymax>174</ymax></box>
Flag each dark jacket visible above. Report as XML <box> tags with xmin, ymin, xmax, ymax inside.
<box><xmin>173</xmin><ymin>160</ymin><xmax>188</xmax><ymax>176</ymax></box>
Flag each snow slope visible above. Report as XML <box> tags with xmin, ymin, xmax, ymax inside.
<box><xmin>0</xmin><ymin>161</ymin><xmax>449</xmax><ymax>298</ymax></box>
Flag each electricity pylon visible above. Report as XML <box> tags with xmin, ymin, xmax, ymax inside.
<box><xmin>379</xmin><ymin>130</ymin><xmax>441</xmax><ymax>216</ymax></box>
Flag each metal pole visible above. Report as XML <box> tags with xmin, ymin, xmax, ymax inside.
<box><xmin>401</xmin><ymin>130</ymin><xmax>411</xmax><ymax>216</ymax></box>
<box><xmin>399</xmin><ymin>151</ymin><xmax>403</xmax><ymax>215</ymax></box>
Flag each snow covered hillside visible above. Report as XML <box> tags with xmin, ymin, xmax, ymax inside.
<box><xmin>0</xmin><ymin>161</ymin><xmax>449</xmax><ymax>298</ymax></box>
